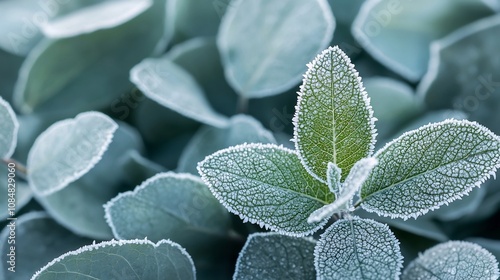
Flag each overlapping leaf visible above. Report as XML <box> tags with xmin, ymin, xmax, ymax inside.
<box><xmin>294</xmin><ymin>46</ymin><xmax>376</xmax><ymax>183</ymax></box>
<box><xmin>234</xmin><ymin>233</ymin><xmax>316</xmax><ymax>280</ymax></box>
<box><xmin>402</xmin><ymin>241</ymin><xmax>499</xmax><ymax>280</ymax></box>
<box><xmin>198</xmin><ymin>143</ymin><xmax>334</xmax><ymax>236</ymax></box>
<box><xmin>31</xmin><ymin>239</ymin><xmax>196</xmax><ymax>280</ymax></box>
<box><xmin>315</xmin><ymin>218</ymin><xmax>403</xmax><ymax>279</ymax></box>
<box><xmin>361</xmin><ymin>119</ymin><xmax>500</xmax><ymax>219</ymax></box>
<box><xmin>218</xmin><ymin>0</ymin><xmax>335</xmax><ymax>97</ymax></box>
<box><xmin>0</xmin><ymin>97</ymin><xmax>18</xmax><ymax>159</ymax></box>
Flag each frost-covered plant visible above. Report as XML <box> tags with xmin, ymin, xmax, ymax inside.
<box><xmin>198</xmin><ymin>46</ymin><xmax>500</xmax><ymax>279</ymax></box>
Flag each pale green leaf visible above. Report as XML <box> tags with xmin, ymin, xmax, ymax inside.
<box><xmin>40</xmin><ymin>0</ymin><xmax>151</xmax><ymax>38</ymax></box>
<box><xmin>294</xmin><ymin>46</ymin><xmax>376</xmax><ymax>183</ymax></box>
<box><xmin>0</xmin><ymin>212</ymin><xmax>91</xmax><ymax>279</ymax></box>
<box><xmin>198</xmin><ymin>143</ymin><xmax>334</xmax><ymax>236</ymax></box>
<box><xmin>130</xmin><ymin>56</ymin><xmax>228</xmax><ymax>127</ymax></box>
<box><xmin>34</xmin><ymin>122</ymin><xmax>143</xmax><ymax>239</ymax></box>
<box><xmin>361</xmin><ymin>119</ymin><xmax>500</xmax><ymax>219</ymax></box>
<box><xmin>31</xmin><ymin>239</ymin><xmax>196</xmax><ymax>280</ymax></box>
<box><xmin>0</xmin><ymin>97</ymin><xmax>18</xmax><ymax>159</ymax></box>
<box><xmin>418</xmin><ymin>14</ymin><xmax>500</xmax><ymax>135</ymax></box>
<box><xmin>13</xmin><ymin>0</ymin><xmax>170</xmax><ymax>116</ymax></box>
<box><xmin>172</xmin><ymin>0</ymin><xmax>226</xmax><ymax>40</ymax></box>
<box><xmin>315</xmin><ymin>217</ymin><xmax>403</xmax><ymax>279</ymax></box>
<box><xmin>234</xmin><ymin>233</ymin><xmax>316</xmax><ymax>280</ymax></box>
<box><xmin>326</xmin><ymin>162</ymin><xmax>342</xmax><ymax>196</ymax></box>
<box><xmin>308</xmin><ymin>158</ymin><xmax>377</xmax><ymax>223</ymax></box>
<box><xmin>218</xmin><ymin>0</ymin><xmax>335</xmax><ymax>97</ymax></box>
<box><xmin>118</xmin><ymin>150</ymin><xmax>166</xmax><ymax>187</ymax></box>
<box><xmin>27</xmin><ymin>112</ymin><xmax>118</xmax><ymax>196</ymax></box>
<box><xmin>104</xmin><ymin>172</ymin><xmax>230</xmax><ymax>246</ymax></box>
<box><xmin>402</xmin><ymin>241</ymin><xmax>500</xmax><ymax>280</ymax></box>
<box><xmin>178</xmin><ymin>115</ymin><xmax>276</xmax><ymax>174</ymax></box>
<box><xmin>352</xmin><ymin>0</ymin><xmax>493</xmax><ymax>81</ymax></box>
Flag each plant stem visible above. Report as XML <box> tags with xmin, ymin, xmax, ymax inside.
<box><xmin>237</xmin><ymin>96</ymin><xmax>249</xmax><ymax>114</ymax></box>
<box><xmin>2</xmin><ymin>158</ymin><xmax>28</xmax><ymax>180</ymax></box>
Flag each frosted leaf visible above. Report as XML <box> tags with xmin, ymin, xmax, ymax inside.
<box><xmin>104</xmin><ymin>172</ymin><xmax>230</xmax><ymax>244</ymax></box>
<box><xmin>308</xmin><ymin>158</ymin><xmax>377</xmax><ymax>223</ymax></box>
<box><xmin>361</xmin><ymin>119</ymin><xmax>500</xmax><ymax>219</ymax></box>
<box><xmin>130</xmin><ymin>57</ymin><xmax>228</xmax><ymax>127</ymax></box>
<box><xmin>0</xmin><ymin>97</ymin><xmax>18</xmax><ymax>159</ymax></box>
<box><xmin>326</xmin><ymin>162</ymin><xmax>342</xmax><ymax>195</ymax></box>
<box><xmin>402</xmin><ymin>241</ymin><xmax>500</xmax><ymax>280</ymax></box>
<box><xmin>197</xmin><ymin>143</ymin><xmax>334</xmax><ymax>236</ymax></box>
<box><xmin>294</xmin><ymin>46</ymin><xmax>376</xmax><ymax>183</ymax></box>
<box><xmin>234</xmin><ymin>233</ymin><xmax>316</xmax><ymax>280</ymax></box>
<box><xmin>218</xmin><ymin>0</ymin><xmax>334</xmax><ymax>98</ymax></box>
<box><xmin>30</xmin><ymin>239</ymin><xmax>195</xmax><ymax>280</ymax></box>
<box><xmin>27</xmin><ymin>112</ymin><xmax>118</xmax><ymax>196</ymax></box>
<box><xmin>315</xmin><ymin>217</ymin><xmax>403</xmax><ymax>279</ymax></box>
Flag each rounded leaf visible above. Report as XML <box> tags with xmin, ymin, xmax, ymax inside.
<box><xmin>27</xmin><ymin>112</ymin><xmax>118</xmax><ymax>196</ymax></box>
<box><xmin>31</xmin><ymin>239</ymin><xmax>196</xmax><ymax>280</ymax></box>
<box><xmin>218</xmin><ymin>0</ymin><xmax>335</xmax><ymax>98</ymax></box>
<box><xmin>294</xmin><ymin>46</ymin><xmax>376</xmax><ymax>183</ymax></box>
<box><xmin>402</xmin><ymin>241</ymin><xmax>499</xmax><ymax>280</ymax></box>
<box><xmin>315</xmin><ymin>217</ymin><xmax>403</xmax><ymax>279</ymax></box>
<box><xmin>361</xmin><ymin>119</ymin><xmax>500</xmax><ymax>219</ymax></box>
<box><xmin>0</xmin><ymin>97</ymin><xmax>18</xmax><ymax>159</ymax></box>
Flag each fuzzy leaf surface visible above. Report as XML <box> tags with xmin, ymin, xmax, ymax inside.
<box><xmin>234</xmin><ymin>233</ymin><xmax>316</xmax><ymax>280</ymax></box>
<box><xmin>31</xmin><ymin>239</ymin><xmax>195</xmax><ymax>280</ymax></box>
<box><xmin>27</xmin><ymin>112</ymin><xmax>118</xmax><ymax>196</ymax></box>
<box><xmin>294</xmin><ymin>46</ymin><xmax>376</xmax><ymax>183</ymax></box>
<box><xmin>402</xmin><ymin>241</ymin><xmax>499</xmax><ymax>280</ymax></box>
<box><xmin>0</xmin><ymin>97</ymin><xmax>18</xmax><ymax>158</ymax></box>
<box><xmin>198</xmin><ymin>143</ymin><xmax>334</xmax><ymax>236</ymax></box>
<box><xmin>361</xmin><ymin>119</ymin><xmax>500</xmax><ymax>219</ymax></box>
<box><xmin>315</xmin><ymin>218</ymin><xmax>402</xmax><ymax>279</ymax></box>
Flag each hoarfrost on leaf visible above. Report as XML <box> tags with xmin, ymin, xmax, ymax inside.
<box><xmin>308</xmin><ymin>158</ymin><xmax>377</xmax><ymax>223</ymax></box>
<box><xmin>233</xmin><ymin>232</ymin><xmax>316</xmax><ymax>280</ymax></box>
<box><xmin>361</xmin><ymin>119</ymin><xmax>500</xmax><ymax>219</ymax></box>
<box><xmin>0</xmin><ymin>97</ymin><xmax>18</xmax><ymax>159</ymax></box>
<box><xmin>326</xmin><ymin>162</ymin><xmax>342</xmax><ymax>196</ymax></box>
<box><xmin>294</xmin><ymin>46</ymin><xmax>376</xmax><ymax>183</ymax></box>
<box><xmin>27</xmin><ymin>112</ymin><xmax>118</xmax><ymax>196</ymax></box>
<box><xmin>315</xmin><ymin>217</ymin><xmax>403</xmax><ymax>280</ymax></box>
<box><xmin>402</xmin><ymin>241</ymin><xmax>500</xmax><ymax>280</ymax></box>
<box><xmin>197</xmin><ymin>143</ymin><xmax>334</xmax><ymax>237</ymax></box>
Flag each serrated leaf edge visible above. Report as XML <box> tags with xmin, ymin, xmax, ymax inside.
<box><xmin>197</xmin><ymin>142</ymin><xmax>329</xmax><ymax>237</ymax></box>
<box><xmin>293</xmin><ymin>45</ymin><xmax>377</xmax><ymax>184</ymax></box>
<box><xmin>314</xmin><ymin>217</ymin><xmax>404</xmax><ymax>280</ymax></box>
<box><xmin>28</xmin><ymin>111</ymin><xmax>118</xmax><ymax>196</ymax></box>
<box><xmin>0</xmin><ymin>96</ymin><xmax>19</xmax><ymax>159</ymax></box>
<box><xmin>233</xmin><ymin>232</ymin><xmax>316</xmax><ymax>280</ymax></box>
<box><xmin>361</xmin><ymin>119</ymin><xmax>500</xmax><ymax>220</ymax></box>
<box><xmin>30</xmin><ymin>238</ymin><xmax>195</xmax><ymax>280</ymax></box>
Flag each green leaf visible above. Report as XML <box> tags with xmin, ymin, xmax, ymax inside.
<box><xmin>234</xmin><ymin>233</ymin><xmax>316</xmax><ymax>280</ymax></box>
<box><xmin>418</xmin><ymin>14</ymin><xmax>500</xmax><ymax>135</ymax></box>
<box><xmin>13</xmin><ymin>0</ymin><xmax>170</xmax><ymax>116</ymax></box>
<box><xmin>315</xmin><ymin>217</ymin><xmax>403</xmax><ymax>279</ymax></box>
<box><xmin>308</xmin><ymin>158</ymin><xmax>377</xmax><ymax>223</ymax></box>
<box><xmin>27</xmin><ymin>112</ymin><xmax>118</xmax><ymax>196</ymax></box>
<box><xmin>467</xmin><ymin>238</ymin><xmax>500</xmax><ymax>261</ymax></box>
<box><xmin>361</xmin><ymin>119</ymin><xmax>500</xmax><ymax>219</ymax></box>
<box><xmin>198</xmin><ymin>143</ymin><xmax>334</xmax><ymax>236</ymax></box>
<box><xmin>294</xmin><ymin>46</ymin><xmax>376</xmax><ymax>183</ymax></box>
<box><xmin>31</xmin><ymin>239</ymin><xmax>196</xmax><ymax>280</ymax></box>
<box><xmin>35</xmin><ymin>122</ymin><xmax>143</xmax><ymax>239</ymax></box>
<box><xmin>130</xmin><ymin>56</ymin><xmax>229</xmax><ymax>127</ymax></box>
<box><xmin>0</xmin><ymin>97</ymin><xmax>18</xmax><ymax>159</ymax></box>
<box><xmin>218</xmin><ymin>0</ymin><xmax>335</xmax><ymax>98</ymax></box>
<box><xmin>326</xmin><ymin>162</ymin><xmax>342</xmax><ymax>195</ymax></box>
<box><xmin>104</xmin><ymin>172</ymin><xmax>230</xmax><ymax>245</ymax></box>
<box><xmin>178</xmin><ymin>115</ymin><xmax>276</xmax><ymax>174</ymax></box>
<box><xmin>402</xmin><ymin>241</ymin><xmax>499</xmax><ymax>280</ymax></box>
<box><xmin>172</xmin><ymin>0</ymin><xmax>226</xmax><ymax>40</ymax></box>
<box><xmin>0</xmin><ymin>212</ymin><xmax>91</xmax><ymax>279</ymax></box>
<box><xmin>39</xmin><ymin>0</ymin><xmax>151</xmax><ymax>38</ymax></box>
<box><xmin>118</xmin><ymin>150</ymin><xmax>166</xmax><ymax>187</ymax></box>
<box><xmin>352</xmin><ymin>0</ymin><xmax>493</xmax><ymax>81</ymax></box>
<box><xmin>431</xmin><ymin>186</ymin><xmax>486</xmax><ymax>221</ymax></box>
<box><xmin>0</xmin><ymin>49</ymin><xmax>23</xmax><ymax>101</ymax></box>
